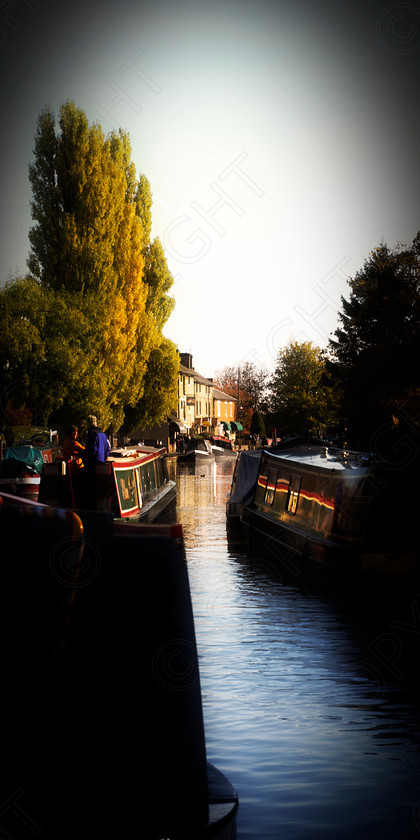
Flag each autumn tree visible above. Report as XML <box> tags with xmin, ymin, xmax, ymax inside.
<box><xmin>327</xmin><ymin>234</ymin><xmax>420</xmax><ymax>447</ymax></box>
<box><xmin>16</xmin><ymin>100</ymin><xmax>177</xmax><ymax>433</ymax></box>
<box><xmin>214</xmin><ymin>361</ymin><xmax>269</xmax><ymax>431</ymax></box>
<box><xmin>268</xmin><ymin>341</ymin><xmax>337</xmax><ymax>437</ymax></box>
<box><xmin>126</xmin><ymin>174</ymin><xmax>176</xmax><ymax>432</ymax></box>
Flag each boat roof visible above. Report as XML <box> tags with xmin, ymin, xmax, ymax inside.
<box><xmin>108</xmin><ymin>445</ymin><xmax>166</xmax><ymax>462</ymax></box>
<box><xmin>263</xmin><ymin>439</ymin><xmax>376</xmax><ymax>474</ymax></box>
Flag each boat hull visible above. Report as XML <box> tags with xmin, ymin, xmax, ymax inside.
<box><xmin>0</xmin><ymin>475</ymin><xmax>40</xmax><ymax>502</ymax></box>
<box><xmin>241</xmin><ymin>504</ymin><xmax>361</xmax><ymax>582</ymax></box>
<box><xmin>0</xmin><ymin>493</ymin><xmax>238</xmax><ymax>838</ymax></box>
<box><xmin>125</xmin><ymin>479</ymin><xmax>176</xmax><ymax>523</ymax></box>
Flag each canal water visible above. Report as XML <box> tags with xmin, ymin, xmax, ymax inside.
<box><xmin>168</xmin><ymin>457</ymin><xmax>420</xmax><ymax>840</ymax></box>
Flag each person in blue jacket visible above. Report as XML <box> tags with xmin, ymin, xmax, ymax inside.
<box><xmin>84</xmin><ymin>415</ymin><xmax>110</xmax><ymax>468</ymax></box>
<box><xmin>81</xmin><ymin>415</ymin><xmax>110</xmax><ymax>509</ymax></box>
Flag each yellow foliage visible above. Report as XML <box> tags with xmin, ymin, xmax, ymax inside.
<box><xmin>27</xmin><ymin>101</ymin><xmax>178</xmax><ymax>432</ymax></box>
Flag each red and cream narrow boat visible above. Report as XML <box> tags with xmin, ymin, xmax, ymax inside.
<box><xmin>39</xmin><ymin>443</ymin><xmax>177</xmax><ymax>523</ymax></box>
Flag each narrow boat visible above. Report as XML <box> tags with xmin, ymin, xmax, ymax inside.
<box><xmin>210</xmin><ymin>435</ymin><xmax>238</xmax><ymax>458</ymax></box>
<box><xmin>229</xmin><ymin>436</ymin><xmax>419</xmax><ymax>581</ymax></box>
<box><xmin>0</xmin><ymin>490</ymin><xmax>238</xmax><ymax>838</ymax></box>
<box><xmin>178</xmin><ymin>438</ymin><xmax>215</xmax><ymax>463</ymax></box>
<box><xmin>39</xmin><ymin>443</ymin><xmax>177</xmax><ymax>523</ymax></box>
<box><xmin>0</xmin><ymin>439</ymin><xmax>61</xmax><ymax>501</ymax></box>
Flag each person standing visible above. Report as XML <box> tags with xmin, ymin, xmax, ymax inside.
<box><xmin>84</xmin><ymin>415</ymin><xmax>110</xmax><ymax>468</ymax></box>
<box><xmin>82</xmin><ymin>415</ymin><xmax>110</xmax><ymax>508</ymax></box>
<box><xmin>62</xmin><ymin>425</ymin><xmax>85</xmax><ymax>470</ymax></box>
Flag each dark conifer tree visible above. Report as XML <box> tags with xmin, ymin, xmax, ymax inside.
<box><xmin>327</xmin><ymin>234</ymin><xmax>420</xmax><ymax>448</ymax></box>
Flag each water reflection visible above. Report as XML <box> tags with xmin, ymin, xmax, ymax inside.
<box><xmin>171</xmin><ymin>458</ymin><xmax>420</xmax><ymax>840</ymax></box>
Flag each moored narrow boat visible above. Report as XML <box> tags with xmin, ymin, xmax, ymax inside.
<box><xmin>210</xmin><ymin>435</ymin><xmax>238</xmax><ymax>458</ymax></box>
<box><xmin>178</xmin><ymin>438</ymin><xmax>215</xmax><ymax>463</ymax></box>
<box><xmin>39</xmin><ymin>443</ymin><xmax>177</xmax><ymax>523</ymax></box>
<box><xmin>228</xmin><ymin>436</ymin><xmax>420</xmax><ymax>582</ymax></box>
<box><xmin>0</xmin><ymin>490</ymin><xmax>238</xmax><ymax>838</ymax></box>
<box><xmin>0</xmin><ymin>440</ymin><xmax>61</xmax><ymax>501</ymax></box>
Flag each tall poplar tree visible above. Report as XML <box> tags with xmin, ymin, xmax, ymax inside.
<box><xmin>25</xmin><ymin>100</ymin><xmax>177</xmax><ymax>432</ymax></box>
<box><xmin>119</xmin><ymin>170</ymin><xmax>177</xmax><ymax>433</ymax></box>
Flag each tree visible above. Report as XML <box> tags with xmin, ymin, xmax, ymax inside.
<box><xmin>0</xmin><ymin>276</ymin><xmax>46</xmax><ymax>424</ymax></box>
<box><xmin>214</xmin><ymin>361</ymin><xmax>269</xmax><ymax>431</ymax></box>
<box><xmin>0</xmin><ymin>275</ymin><xmax>99</xmax><ymax>429</ymax></box>
<box><xmin>249</xmin><ymin>410</ymin><xmax>266</xmax><ymax>437</ymax></box>
<box><xmin>120</xmin><ymin>338</ymin><xmax>179</xmax><ymax>434</ymax></box>
<box><xmin>268</xmin><ymin>341</ymin><xmax>337</xmax><ymax>436</ymax></box>
<box><xmin>21</xmin><ymin>100</ymin><xmax>178</xmax><ymax>432</ymax></box>
<box><xmin>327</xmin><ymin>234</ymin><xmax>420</xmax><ymax>446</ymax></box>
<box><xmin>117</xmin><ymin>170</ymin><xmax>176</xmax><ymax>435</ymax></box>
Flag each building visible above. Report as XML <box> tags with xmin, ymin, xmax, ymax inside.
<box><xmin>177</xmin><ymin>353</ymin><xmax>215</xmax><ymax>433</ymax></box>
<box><xmin>178</xmin><ymin>354</ymin><xmax>239</xmax><ymax>437</ymax></box>
<box><xmin>178</xmin><ymin>355</ymin><xmax>196</xmax><ymax>431</ymax></box>
<box><xmin>123</xmin><ymin>351</ymin><xmax>239</xmax><ymax>450</ymax></box>
<box><xmin>212</xmin><ymin>386</ymin><xmax>242</xmax><ymax>436</ymax></box>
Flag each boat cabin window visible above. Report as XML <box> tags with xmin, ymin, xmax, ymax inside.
<box><xmin>139</xmin><ymin>460</ymin><xmax>157</xmax><ymax>498</ymax></box>
<box><xmin>156</xmin><ymin>457</ymin><xmax>166</xmax><ymax>485</ymax></box>
<box><xmin>115</xmin><ymin>467</ymin><xmax>139</xmax><ymax>514</ymax></box>
<box><xmin>287</xmin><ymin>474</ymin><xmax>301</xmax><ymax>515</ymax></box>
<box><xmin>264</xmin><ymin>469</ymin><xmax>277</xmax><ymax>505</ymax></box>
<box><xmin>257</xmin><ymin>464</ymin><xmax>268</xmax><ymax>494</ymax></box>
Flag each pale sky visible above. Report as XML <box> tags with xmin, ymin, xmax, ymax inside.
<box><xmin>1</xmin><ymin>0</ymin><xmax>419</xmax><ymax>379</ymax></box>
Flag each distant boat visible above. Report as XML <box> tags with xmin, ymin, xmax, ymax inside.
<box><xmin>209</xmin><ymin>436</ymin><xmax>237</xmax><ymax>458</ymax></box>
<box><xmin>39</xmin><ymin>444</ymin><xmax>177</xmax><ymax>523</ymax></box>
<box><xmin>178</xmin><ymin>438</ymin><xmax>215</xmax><ymax>463</ymax></box>
<box><xmin>227</xmin><ymin>436</ymin><xmax>420</xmax><ymax>580</ymax></box>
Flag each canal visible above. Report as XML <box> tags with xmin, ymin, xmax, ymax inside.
<box><xmin>168</xmin><ymin>457</ymin><xmax>420</xmax><ymax>840</ymax></box>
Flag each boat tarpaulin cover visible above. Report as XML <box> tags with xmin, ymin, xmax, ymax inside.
<box><xmin>3</xmin><ymin>446</ymin><xmax>45</xmax><ymax>475</ymax></box>
<box><xmin>228</xmin><ymin>450</ymin><xmax>262</xmax><ymax>506</ymax></box>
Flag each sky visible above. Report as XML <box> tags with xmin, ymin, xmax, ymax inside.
<box><xmin>0</xmin><ymin>0</ymin><xmax>419</xmax><ymax>379</ymax></box>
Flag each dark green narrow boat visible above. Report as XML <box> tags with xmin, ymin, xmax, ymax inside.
<box><xmin>228</xmin><ymin>436</ymin><xmax>419</xmax><ymax>582</ymax></box>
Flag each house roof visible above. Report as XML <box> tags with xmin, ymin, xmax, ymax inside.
<box><xmin>212</xmin><ymin>387</ymin><xmax>238</xmax><ymax>402</ymax></box>
<box><xmin>179</xmin><ymin>363</ymin><xmax>214</xmax><ymax>388</ymax></box>
<box><xmin>178</xmin><ymin>361</ymin><xmax>237</xmax><ymax>400</ymax></box>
